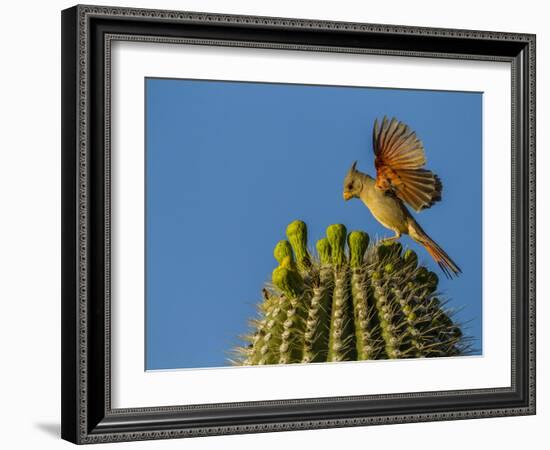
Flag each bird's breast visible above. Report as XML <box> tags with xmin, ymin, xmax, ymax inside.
<box><xmin>360</xmin><ymin>188</ymin><xmax>409</xmax><ymax>233</ymax></box>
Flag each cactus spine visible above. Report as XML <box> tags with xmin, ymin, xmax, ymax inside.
<box><xmin>233</xmin><ymin>221</ymin><xmax>470</xmax><ymax>365</ymax></box>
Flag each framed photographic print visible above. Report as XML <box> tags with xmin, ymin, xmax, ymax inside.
<box><xmin>61</xmin><ymin>4</ymin><xmax>536</xmax><ymax>444</ymax></box>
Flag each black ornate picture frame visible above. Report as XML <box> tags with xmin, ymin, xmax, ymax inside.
<box><xmin>61</xmin><ymin>4</ymin><xmax>536</xmax><ymax>444</ymax></box>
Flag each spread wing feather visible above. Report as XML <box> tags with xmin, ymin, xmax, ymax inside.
<box><xmin>373</xmin><ymin>117</ymin><xmax>442</xmax><ymax>212</ymax></box>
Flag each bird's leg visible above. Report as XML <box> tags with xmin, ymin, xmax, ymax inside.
<box><xmin>381</xmin><ymin>230</ymin><xmax>401</xmax><ymax>243</ymax></box>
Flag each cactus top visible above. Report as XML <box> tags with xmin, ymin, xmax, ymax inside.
<box><xmin>234</xmin><ymin>219</ymin><xmax>469</xmax><ymax>366</ymax></box>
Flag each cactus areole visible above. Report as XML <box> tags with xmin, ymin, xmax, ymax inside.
<box><xmin>233</xmin><ymin>220</ymin><xmax>469</xmax><ymax>365</ymax></box>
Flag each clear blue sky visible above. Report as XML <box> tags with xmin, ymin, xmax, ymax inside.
<box><xmin>145</xmin><ymin>78</ymin><xmax>482</xmax><ymax>370</ymax></box>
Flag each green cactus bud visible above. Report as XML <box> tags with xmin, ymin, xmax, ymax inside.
<box><xmin>384</xmin><ymin>263</ymin><xmax>395</xmax><ymax>274</ymax></box>
<box><xmin>403</xmin><ymin>249</ymin><xmax>418</xmax><ymax>268</ymax></box>
<box><xmin>274</xmin><ymin>240</ymin><xmax>293</xmax><ymax>265</ymax></box>
<box><xmin>439</xmin><ymin>315</ymin><xmax>453</xmax><ymax>327</ymax></box>
<box><xmin>286</xmin><ymin>220</ymin><xmax>310</xmax><ymax>271</ymax></box>
<box><xmin>348</xmin><ymin>231</ymin><xmax>369</xmax><ymax>269</ymax></box>
<box><xmin>427</xmin><ymin>272</ymin><xmax>439</xmax><ymax>292</ymax></box>
<box><xmin>451</xmin><ymin>327</ymin><xmax>463</xmax><ymax>338</ymax></box>
<box><xmin>272</xmin><ymin>266</ymin><xmax>303</xmax><ymax>298</ymax></box>
<box><xmin>416</xmin><ymin>267</ymin><xmax>429</xmax><ymax>283</ymax></box>
<box><xmin>279</xmin><ymin>255</ymin><xmax>293</xmax><ymax>269</ymax></box>
<box><xmin>316</xmin><ymin>238</ymin><xmax>332</xmax><ymax>265</ymax></box>
<box><xmin>326</xmin><ymin>224</ymin><xmax>347</xmax><ymax>268</ymax></box>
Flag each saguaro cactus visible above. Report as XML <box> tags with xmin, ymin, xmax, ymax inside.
<box><xmin>233</xmin><ymin>220</ymin><xmax>470</xmax><ymax>365</ymax></box>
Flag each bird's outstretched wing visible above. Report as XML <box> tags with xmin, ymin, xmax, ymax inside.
<box><xmin>373</xmin><ymin>116</ymin><xmax>442</xmax><ymax>212</ymax></box>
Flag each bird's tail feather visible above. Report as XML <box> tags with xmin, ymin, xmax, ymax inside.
<box><xmin>407</xmin><ymin>219</ymin><xmax>461</xmax><ymax>279</ymax></box>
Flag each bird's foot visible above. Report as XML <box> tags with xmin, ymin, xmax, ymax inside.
<box><xmin>380</xmin><ymin>233</ymin><xmax>401</xmax><ymax>244</ymax></box>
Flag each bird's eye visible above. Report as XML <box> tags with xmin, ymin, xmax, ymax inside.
<box><xmin>347</xmin><ymin>183</ymin><xmax>353</xmax><ymax>190</ymax></box>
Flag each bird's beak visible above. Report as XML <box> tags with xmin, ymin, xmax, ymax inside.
<box><xmin>343</xmin><ymin>192</ymin><xmax>352</xmax><ymax>201</ymax></box>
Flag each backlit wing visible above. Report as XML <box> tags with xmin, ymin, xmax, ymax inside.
<box><xmin>373</xmin><ymin>117</ymin><xmax>442</xmax><ymax>212</ymax></box>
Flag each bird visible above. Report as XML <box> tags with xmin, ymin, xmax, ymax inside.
<box><xmin>342</xmin><ymin>116</ymin><xmax>461</xmax><ymax>278</ymax></box>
